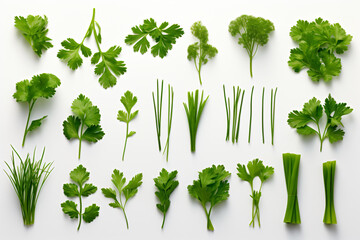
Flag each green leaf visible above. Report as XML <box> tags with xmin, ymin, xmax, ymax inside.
<box><xmin>63</xmin><ymin>116</ymin><xmax>81</xmax><ymax>140</ymax></box>
<box><xmin>13</xmin><ymin>80</ymin><xmax>31</xmax><ymax>102</ymax></box>
<box><xmin>125</xmin><ymin>18</ymin><xmax>184</xmax><ymax>58</ymax></box>
<box><xmin>123</xmin><ymin>173</ymin><xmax>143</xmax><ymax>201</ymax></box>
<box><xmin>27</xmin><ymin>116</ymin><xmax>47</xmax><ymax>132</ymax></box>
<box><xmin>82</xmin><ymin>125</ymin><xmax>105</xmax><ymax>142</ymax></box>
<box><xmin>14</xmin><ymin>15</ymin><xmax>53</xmax><ymax>57</ymax></box>
<box><xmin>82</xmin><ymin>204</ymin><xmax>100</xmax><ymax>223</ymax></box>
<box><xmin>121</xmin><ymin>91</ymin><xmax>138</xmax><ymax>113</ymax></box>
<box><xmin>93</xmin><ymin>46</ymin><xmax>127</xmax><ymax>89</ymax></box>
<box><xmin>127</xmin><ymin>131</ymin><xmax>136</xmax><ymax>137</ymax></box>
<box><xmin>111</xmin><ymin>169</ymin><xmax>126</xmax><ymax>193</ymax></box>
<box><xmin>81</xmin><ymin>184</ymin><xmax>97</xmax><ymax>197</ymax></box>
<box><xmin>61</xmin><ymin>200</ymin><xmax>79</xmax><ymax>219</ymax></box>
<box><xmin>326</xmin><ymin>127</ymin><xmax>344</xmax><ymax>143</ymax></box>
<box><xmin>70</xmin><ymin>165</ymin><xmax>89</xmax><ymax>186</ymax></box>
<box><xmin>287</xmin><ymin>110</ymin><xmax>312</xmax><ymax>128</ymax></box>
<box><xmin>57</xmin><ymin>38</ymin><xmax>91</xmax><ymax>70</ymax></box>
<box><xmin>117</xmin><ymin>110</ymin><xmax>128</xmax><ymax>123</ymax></box>
<box><xmin>63</xmin><ymin>183</ymin><xmax>80</xmax><ymax>197</ymax></box>
<box><xmin>71</xmin><ymin>94</ymin><xmax>100</xmax><ymax>125</ymax></box>
<box><xmin>101</xmin><ymin>187</ymin><xmax>118</xmax><ymax>202</ymax></box>
<box><xmin>236</xmin><ymin>164</ymin><xmax>252</xmax><ymax>183</ymax></box>
<box><xmin>296</xmin><ymin>126</ymin><xmax>317</xmax><ymax>135</ymax></box>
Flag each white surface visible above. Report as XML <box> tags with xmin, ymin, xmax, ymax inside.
<box><xmin>0</xmin><ymin>0</ymin><xmax>359</xmax><ymax>239</ymax></box>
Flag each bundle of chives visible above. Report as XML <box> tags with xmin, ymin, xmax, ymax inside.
<box><xmin>283</xmin><ymin>153</ymin><xmax>301</xmax><ymax>224</ymax></box>
<box><xmin>323</xmin><ymin>160</ymin><xmax>337</xmax><ymax>224</ymax></box>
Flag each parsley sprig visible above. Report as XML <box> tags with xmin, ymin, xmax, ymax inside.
<box><xmin>13</xmin><ymin>73</ymin><xmax>61</xmax><ymax>147</ymax></box>
<box><xmin>14</xmin><ymin>15</ymin><xmax>53</xmax><ymax>57</ymax></box>
<box><xmin>187</xmin><ymin>21</ymin><xmax>218</xmax><ymax>85</ymax></box>
<box><xmin>237</xmin><ymin>159</ymin><xmax>274</xmax><ymax>227</ymax></box>
<box><xmin>288</xmin><ymin>94</ymin><xmax>352</xmax><ymax>151</ymax></box>
<box><xmin>63</xmin><ymin>94</ymin><xmax>105</xmax><ymax>159</ymax></box>
<box><xmin>288</xmin><ymin>18</ymin><xmax>352</xmax><ymax>82</ymax></box>
<box><xmin>61</xmin><ymin>165</ymin><xmax>99</xmax><ymax>231</ymax></box>
<box><xmin>125</xmin><ymin>18</ymin><xmax>184</xmax><ymax>58</ymax></box>
<box><xmin>118</xmin><ymin>91</ymin><xmax>139</xmax><ymax>161</ymax></box>
<box><xmin>102</xmin><ymin>170</ymin><xmax>143</xmax><ymax>229</ymax></box>
<box><xmin>154</xmin><ymin>169</ymin><xmax>179</xmax><ymax>229</ymax></box>
<box><xmin>188</xmin><ymin>165</ymin><xmax>230</xmax><ymax>231</ymax></box>
<box><xmin>58</xmin><ymin>8</ymin><xmax>126</xmax><ymax>89</ymax></box>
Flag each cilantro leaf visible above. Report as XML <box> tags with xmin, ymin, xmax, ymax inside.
<box><xmin>288</xmin><ymin>18</ymin><xmax>352</xmax><ymax>82</ymax></box>
<box><xmin>118</xmin><ymin>91</ymin><xmax>139</xmax><ymax>161</ymax></box>
<box><xmin>229</xmin><ymin>15</ymin><xmax>275</xmax><ymax>77</ymax></box>
<box><xmin>102</xmin><ymin>169</ymin><xmax>143</xmax><ymax>229</ymax></box>
<box><xmin>63</xmin><ymin>94</ymin><xmax>104</xmax><ymax>159</ymax></box>
<box><xmin>13</xmin><ymin>73</ymin><xmax>61</xmax><ymax>147</ymax></box>
<box><xmin>187</xmin><ymin>165</ymin><xmax>230</xmax><ymax>231</ymax></box>
<box><xmin>14</xmin><ymin>15</ymin><xmax>53</xmax><ymax>57</ymax></box>
<box><xmin>154</xmin><ymin>169</ymin><xmax>179</xmax><ymax>228</ymax></box>
<box><xmin>187</xmin><ymin>21</ymin><xmax>218</xmax><ymax>85</ymax></box>
<box><xmin>288</xmin><ymin>94</ymin><xmax>352</xmax><ymax>151</ymax></box>
<box><xmin>61</xmin><ymin>165</ymin><xmax>99</xmax><ymax>230</ymax></box>
<box><xmin>83</xmin><ymin>204</ymin><xmax>100</xmax><ymax>223</ymax></box>
<box><xmin>237</xmin><ymin>159</ymin><xmax>274</xmax><ymax>227</ymax></box>
<box><xmin>57</xmin><ymin>8</ymin><xmax>126</xmax><ymax>89</ymax></box>
<box><xmin>125</xmin><ymin>18</ymin><xmax>184</xmax><ymax>58</ymax></box>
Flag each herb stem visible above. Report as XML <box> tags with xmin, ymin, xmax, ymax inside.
<box><xmin>78</xmin><ymin>122</ymin><xmax>85</xmax><ymax>159</ymax></box>
<box><xmin>77</xmin><ymin>192</ymin><xmax>83</xmax><ymax>231</ymax></box>
<box><xmin>152</xmin><ymin>79</ymin><xmax>164</xmax><ymax>151</ymax></box>
<box><xmin>22</xmin><ymin>101</ymin><xmax>36</xmax><ymax>147</ymax></box>
<box><xmin>161</xmin><ymin>212</ymin><xmax>166</xmax><ymax>229</ymax></box>
<box><xmin>122</xmin><ymin>208</ymin><xmax>129</xmax><ymax>229</ymax></box>
<box><xmin>223</xmin><ymin>85</ymin><xmax>230</xmax><ymax>141</ymax></box>
<box><xmin>122</xmin><ymin>122</ymin><xmax>129</xmax><ymax>161</ymax></box>
<box><xmin>262</xmin><ymin>87</ymin><xmax>265</xmax><ymax>144</ymax></box>
<box><xmin>248</xmin><ymin>86</ymin><xmax>254</xmax><ymax>143</ymax></box>
<box><xmin>271</xmin><ymin>88</ymin><xmax>277</xmax><ymax>145</ymax></box>
<box><xmin>163</xmin><ymin>84</ymin><xmax>174</xmax><ymax>161</ymax></box>
<box><xmin>235</xmin><ymin>89</ymin><xmax>245</xmax><ymax>142</ymax></box>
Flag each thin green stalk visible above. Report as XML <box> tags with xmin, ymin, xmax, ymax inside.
<box><xmin>248</xmin><ymin>86</ymin><xmax>254</xmax><ymax>143</ymax></box>
<box><xmin>223</xmin><ymin>85</ymin><xmax>230</xmax><ymax>141</ymax></box>
<box><xmin>249</xmin><ymin>55</ymin><xmax>253</xmax><ymax>78</ymax></box>
<box><xmin>152</xmin><ymin>79</ymin><xmax>164</xmax><ymax>151</ymax></box>
<box><xmin>235</xmin><ymin>90</ymin><xmax>245</xmax><ymax>142</ymax></box>
<box><xmin>270</xmin><ymin>88</ymin><xmax>278</xmax><ymax>145</ymax></box>
<box><xmin>161</xmin><ymin>212</ymin><xmax>166</xmax><ymax>229</ymax></box>
<box><xmin>232</xmin><ymin>87</ymin><xmax>241</xmax><ymax>143</ymax></box>
<box><xmin>122</xmin><ymin>123</ymin><xmax>129</xmax><ymax>161</ymax></box>
<box><xmin>78</xmin><ymin>123</ymin><xmax>85</xmax><ymax>160</ymax></box>
<box><xmin>22</xmin><ymin>101</ymin><xmax>36</xmax><ymax>147</ymax></box>
<box><xmin>262</xmin><ymin>87</ymin><xmax>265</xmax><ymax>144</ymax></box>
<box><xmin>77</xmin><ymin>192</ymin><xmax>83</xmax><ymax>231</ymax></box>
<box><xmin>163</xmin><ymin>84</ymin><xmax>174</xmax><ymax>161</ymax></box>
<box><xmin>122</xmin><ymin>208</ymin><xmax>129</xmax><ymax>229</ymax></box>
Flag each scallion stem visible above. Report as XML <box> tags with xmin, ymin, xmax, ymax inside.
<box><xmin>248</xmin><ymin>86</ymin><xmax>254</xmax><ymax>143</ymax></box>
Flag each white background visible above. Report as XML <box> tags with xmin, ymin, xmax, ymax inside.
<box><xmin>0</xmin><ymin>0</ymin><xmax>359</xmax><ymax>239</ymax></box>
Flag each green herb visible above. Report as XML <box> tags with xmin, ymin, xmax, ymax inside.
<box><xmin>58</xmin><ymin>8</ymin><xmax>126</xmax><ymax>89</ymax></box>
<box><xmin>125</xmin><ymin>18</ymin><xmax>184</xmax><ymax>58</ymax></box>
<box><xmin>102</xmin><ymin>170</ymin><xmax>143</xmax><ymax>229</ymax></box>
<box><xmin>163</xmin><ymin>84</ymin><xmax>174</xmax><ymax>161</ymax></box>
<box><xmin>288</xmin><ymin>94</ymin><xmax>352</xmax><ymax>151</ymax></box>
<box><xmin>323</xmin><ymin>160</ymin><xmax>336</xmax><ymax>224</ymax></box>
<box><xmin>14</xmin><ymin>15</ymin><xmax>53</xmax><ymax>57</ymax></box>
<box><xmin>223</xmin><ymin>85</ymin><xmax>245</xmax><ymax>143</ymax></box>
<box><xmin>261</xmin><ymin>87</ymin><xmax>265</xmax><ymax>144</ymax></box>
<box><xmin>61</xmin><ymin>165</ymin><xmax>99</xmax><ymax>230</ymax></box>
<box><xmin>183</xmin><ymin>90</ymin><xmax>209</xmax><ymax>152</ymax></box>
<box><xmin>270</xmin><ymin>88</ymin><xmax>278</xmax><ymax>145</ymax></box>
<box><xmin>248</xmin><ymin>86</ymin><xmax>254</xmax><ymax>143</ymax></box>
<box><xmin>63</xmin><ymin>94</ymin><xmax>105</xmax><ymax>159</ymax></box>
<box><xmin>13</xmin><ymin>73</ymin><xmax>61</xmax><ymax>147</ymax></box>
<box><xmin>118</xmin><ymin>91</ymin><xmax>138</xmax><ymax>161</ymax></box>
<box><xmin>288</xmin><ymin>18</ymin><xmax>352</xmax><ymax>82</ymax></box>
<box><xmin>187</xmin><ymin>21</ymin><xmax>218</xmax><ymax>85</ymax></box>
<box><xmin>4</xmin><ymin>146</ymin><xmax>53</xmax><ymax>226</ymax></box>
<box><xmin>154</xmin><ymin>168</ymin><xmax>179</xmax><ymax>229</ymax></box>
<box><xmin>237</xmin><ymin>159</ymin><xmax>274</xmax><ymax>227</ymax></box>
<box><xmin>152</xmin><ymin>80</ymin><xmax>164</xmax><ymax>151</ymax></box>
<box><xmin>188</xmin><ymin>165</ymin><xmax>230</xmax><ymax>231</ymax></box>
<box><xmin>283</xmin><ymin>153</ymin><xmax>301</xmax><ymax>224</ymax></box>
<box><xmin>229</xmin><ymin>15</ymin><xmax>275</xmax><ymax>78</ymax></box>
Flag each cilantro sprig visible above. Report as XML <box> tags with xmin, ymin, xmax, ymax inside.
<box><xmin>62</xmin><ymin>94</ymin><xmax>105</xmax><ymax>159</ymax></box>
<box><xmin>237</xmin><ymin>159</ymin><xmax>274</xmax><ymax>227</ymax></box>
<box><xmin>154</xmin><ymin>168</ymin><xmax>179</xmax><ymax>229</ymax></box>
<box><xmin>288</xmin><ymin>94</ymin><xmax>352</xmax><ymax>151</ymax></box>
<box><xmin>14</xmin><ymin>15</ymin><xmax>53</xmax><ymax>57</ymax></box>
<box><xmin>13</xmin><ymin>73</ymin><xmax>61</xmax><ymax>147</ymax></box>
<box><xmin>288</xmin><ymin>18</ymin><xmax>352</xmax><ymax>82</ymax></box>
<box><xmin>188</xmin><ymin>165</ymin><xmax>230</xmax><ymax>231</ymax></box>
<box><xmin>102</xmin><ymin>170</ymin><xmax>143</xmax><ymax>229</ymax></box>
<box><xmin>187</xmin><ymin>21</ymin><xmax>218</xmax><ymax>85</ymax></box>
<box><xmin>229</xmin><ymin>15</ymin><xmax>275</xmax><ymax>78</ymax></box>
<box><xmin>61</xmin><ymin>165</ymin><xmax>99</xmax><ymax>231</ymax></box>
<box><xmin>57</xmin><ymin>8</ymin><xmax>126</xmax><ymax>89</ymax></box>
<box><xmin>125</xmin><ymin>18</ymin><xmax>184</xmax><ymax>58</ymax></box>
<box><xmin>118</xmin><ymin>91</ymin><xmax>138</xmax><ymax>161</ymax></box>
